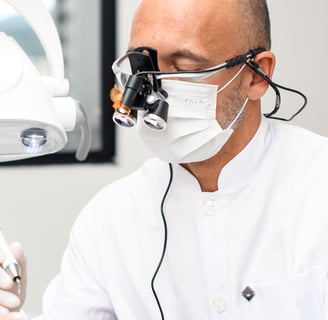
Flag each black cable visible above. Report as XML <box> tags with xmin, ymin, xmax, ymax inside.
<box><xmin>151</xmin><ymin>162</ymin><xmax>173</xmax><ymax>320</ymax></box>
<box><xmin>245</xmin><ymin>61</ymin><xmax>308</xmax><ymax>121</ymax></box>
<box><xmin>265</xmin><ymin>82</ymin><xmax>308</xmax><ymax>121</ymax></box>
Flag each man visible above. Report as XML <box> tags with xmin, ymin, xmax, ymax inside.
<box><xmin>2</xmin><ymin>0</ymin><xmax>328</xmax><ymax>318</ymax></box>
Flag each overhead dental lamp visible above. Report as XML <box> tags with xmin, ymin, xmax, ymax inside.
<box><xmin>0</xmin><ymin>0</ymin><xmax>91</xmax><ymax>162</ymax></box>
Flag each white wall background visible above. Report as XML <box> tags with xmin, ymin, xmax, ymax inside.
<box><xmin>0</xmin><ymin>0</ymin><xmax>327</xmax><ymax>316</ymax></box>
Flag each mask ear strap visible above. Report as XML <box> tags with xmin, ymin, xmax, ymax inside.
<box><xmin>246</xmin><ymin>60</ymin><xmax>308</xmax><ymax>121</ymax></box>
<box><xmin>229</xmin><ymin>97</ymin><xmax>249</xmax><ymax>129</ymax></box>
<box><xmin>217</xmin><ymin>64</ymin><xmax>247</xmax><ymax>93</ymax></box>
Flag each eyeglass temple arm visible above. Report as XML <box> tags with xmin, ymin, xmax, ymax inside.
<box><xmin>225</xmin><ymin>48</ymin><xmax>266</xmax><ymax>68</ymax></box>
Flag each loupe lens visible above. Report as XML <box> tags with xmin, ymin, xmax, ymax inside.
<box><xmin>143</xmin><ymin>113</ymin><xmax>166</xmax><ymax>130</ymax></box>
<box><xmin>143</xmin><ymin>99</ymin><xmax>168</xmax><ymax>130</ymax></box>
<box><xmin>112</xmin><ymin>111</ymin><xmax>136</xmax><ymax>128</ymax></box>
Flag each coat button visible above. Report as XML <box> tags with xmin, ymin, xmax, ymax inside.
<box><xmin>242</xmin><ymin>286</ymin><xmax>256</xmax><ymax>301</ymax></box>
<box><xmin>203</xmin><ymin>199</ymin><xmax>216</xmax><ymax>216</ymax></box>
<box><xmin>213</xmin><ymin>296</ymin><xmax>226</xmax><ymax>313</ymax></box>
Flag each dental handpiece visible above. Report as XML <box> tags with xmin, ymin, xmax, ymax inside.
<box><xmin>0</xmin><ymin>230</ymin><xmax>21</xmax><ymax>287</ymax></box>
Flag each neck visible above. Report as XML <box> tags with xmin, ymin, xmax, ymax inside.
<box><xmin>181</xmin><ymin>109</ymin><xmax>261</xmax><ymax>192</ymax></box>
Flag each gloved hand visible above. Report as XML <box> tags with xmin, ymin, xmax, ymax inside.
<box><xmin>0</xmin><ymin>243</ymin><xmax>27</xmax><ymax>315</ymax></box>
<box><xmin>0</xmin><ymin>312</ymin><xmax>27</xmax><ymax>320</ymax></box>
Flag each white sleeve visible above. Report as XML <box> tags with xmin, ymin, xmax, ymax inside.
<box><xmin>35</xmin><ymin>205</ymin><xmax>118</xmax><ymax>320</ymax></box>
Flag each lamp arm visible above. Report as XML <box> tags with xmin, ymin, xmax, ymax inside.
<box><xmin>4</xmin><ymin>0</ymin><xmax>69</xmax><ymax>96</ymax></box>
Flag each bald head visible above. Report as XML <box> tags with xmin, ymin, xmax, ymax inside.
<box><xmin>130</xmin><ymin>0</ymin><xmax>271</xmax><ymax>55</ymax></box>
<box><xmin>236</xmin><ymin>0</ymin><xmax>271</xmax><ymax>50</ymax></box>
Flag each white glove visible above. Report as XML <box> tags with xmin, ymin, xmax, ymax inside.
<box><xmin>0</xmin><ymin>243</ymin><xmax>27</xmax><ymax>315</ymax></box>
<box><xmin>0</xmin><ymin>312</ymin><xmax>27</xmax><ymax>320</ymax></box>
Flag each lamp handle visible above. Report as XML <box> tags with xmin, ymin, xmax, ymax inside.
<box><xmin>75</xmin><ymin>102</ymin><xmax>91</xmax><ymax>161</ymax></box>
<box><xmin>4</xmin><ymin>0</ymin><xmax>69</xmax><ymax>95</ymax></box>
<box><xmin>53</xmin><ymin>97</ymin><xmax>91</xmax><ymax>161</ymax></box>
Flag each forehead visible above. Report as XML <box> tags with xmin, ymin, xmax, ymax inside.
<box><xmin>129</xmin><ymin>0</ymin><xmax>242</xmax><ymax>61</ymax></box>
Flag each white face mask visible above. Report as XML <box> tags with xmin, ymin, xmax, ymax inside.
<box><xmin>137</xmin><ymin>78</ymin><xmax>248</xmax><ymax>164</ymax></box>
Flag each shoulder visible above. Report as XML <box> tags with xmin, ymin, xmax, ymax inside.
<box><xmin>95</xmin><ymin>157</ymin><xmax>171</xmax><ymax>202</ymax></box>
<box><xmin>72</xmin><ymin>157</ymin><xmax>171</xmax><ymax>230</ymax></box>
<box><xmin>68</xmin><ymin>158</ymin><xmax>172</xmax><ymax>264</ymax></box>
<box><xmin>270</xmin><ymin>120</ymin><xmax>328</xmax><ymax>156</ymax></box>
<box><xmin>271</xmin><ymin>120</ymin><xmax>328</xmax><ymax>145</ymax></box>
<box><xmin>267</xmin><ymin>120</ymin><xmax>328</xmax><ymax>178</ymax></box>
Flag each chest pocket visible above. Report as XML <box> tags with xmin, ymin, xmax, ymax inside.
<box><xmin>237</xmin><ymin>268</ymin><xmax>326</xmax><ymax>320</ymax></box>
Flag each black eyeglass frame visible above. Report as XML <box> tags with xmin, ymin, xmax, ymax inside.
<box><xmin>113</xmin><ymin>46</ymin><xmax>307</xmax><ymax>121</ymax></box>
<box><xmin>112</xmin><ymin>47</ymin><xmax>266</xmax><ymax>85</ymax></box>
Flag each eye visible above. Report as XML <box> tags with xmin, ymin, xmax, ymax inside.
<box><xmin>173</xmin><ymin>65</ymin><xmax>202</xmax><ymax>72</ymax></box>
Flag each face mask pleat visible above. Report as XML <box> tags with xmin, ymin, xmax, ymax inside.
<box><xmin>161</xmin><ymin>80</ymin><xmax>217</xmax><ymax>119</ymax></box>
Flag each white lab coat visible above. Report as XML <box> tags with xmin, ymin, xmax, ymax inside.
<box><xmin>35</xmin><ymin>118</ymin><xmax>328</xmax><ymax>319</ymax></box>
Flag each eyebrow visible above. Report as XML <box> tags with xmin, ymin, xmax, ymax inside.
<box><xmin>163</xmin><ymin>49</ymin><xmax>211</xmax><ymax>64</ymax></box>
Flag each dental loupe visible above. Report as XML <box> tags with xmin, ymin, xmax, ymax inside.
<box><xmin>111</xmin><ymin>47</ymin><xmax>169</xmax><ymax>131</ymax></box>
<box><xmin>110</xmin><ymin>47</ymin><xmax>268</xmax><ymax>131</ymax></box>
<box><xmin>111</xmin><ymin>47</ymin><xmax>308</xmax><ymax>128</ymax></box>
<box><xmin>0</xmin><ymin>0</ymin><xmax>91</xmax><ymax>162</ymax></box>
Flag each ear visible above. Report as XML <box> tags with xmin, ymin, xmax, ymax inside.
<box><xmin>246</xmin><ymin>51</ymin><xmax>276</xmax><ymax>101</ymax></box>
